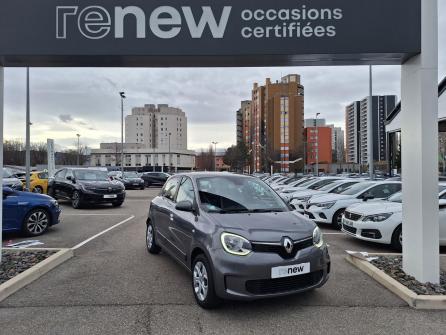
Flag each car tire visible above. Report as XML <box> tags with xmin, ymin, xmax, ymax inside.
<box><xmin>112</xmin><ymin>201</ymin><xmax>124</xmax><ymax>207</ymax></box>
<box><xmin>332</xmin><ymin>209</ymin><xmax>345</xmax><ymax>230</ymax></box>
<box><xmin>145</xmin><ymin>181</ymin><xmax>151</xmax><ymax>188</ymax></box>
<box><xmin>140</xmin><ymin>186</ymin><xmax>145</xmax><ymax>190</ymax></box>
<box><xmin>48</xmin><ymin>187</ymin><xmax>57</xmax><ymax>199</ymax></box>
<box><xmin>72</xmin><ymin>191</ymin><xmax>83</xmax><ymax>209</ymax></box>
<box><xmin>33</xmin><ymin>186</ymin><xmax>44</xmax><ymax>194</ymax></box>
<box><xmin>22</xmin><ymin>208</ymin><xmax>50</xmax><ymax>236</ymax></box>
<box><xmin>192</xmin><ymin>254</ymin><xmax>221</xmax><ymax>309</ymax></box>
<box><xmin>391</xmin><ymin>225</ymin><xmax>403</xmax><ymax>251</ymax></box>
<box><xmin>146</xmin><ymin>221</ymin><xmax>161</xmax><ymax>254</ymax></box>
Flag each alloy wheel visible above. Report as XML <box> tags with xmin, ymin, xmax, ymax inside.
<box><xmin>193</xmin><ymin>261</ymin><xmax>209</xmax><ymax>302</ymax></box>
<box><xmin>146</xmin><ymin>224</ymin><xmax>154</xmax><ymax>249</ymax></box>
<box><xmin>73</xmin><ymin>192</ymin><xmax>80</xmax><ymax>207</ymax></box>
<box><xmin>27</xmin><ymin>210</ymin><xmax>48</xmax><ymax>234</ymax></box>
<box><xmin>399</xmin><ymin>231</ymin><xmax>403</xmax><ymax>246</ymax></box>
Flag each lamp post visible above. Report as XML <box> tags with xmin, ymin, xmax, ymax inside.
<box><xmin>315</xmin><ymin>113</ymin><xmax>321</xmax><ymax>176</ymax></box>
<box><xmin>76</xmin><ymin>133</ymin><xmax>80</xmax><ymax>166</ymax></box>
<box><xmin>119</xmin><ymin>92</ymin><xmax>126</xmax><ymax>174</ymax></box>
<box><xmin>168</xmin><ymin>132</ymin><xmax>171</xmax><ymax>172</ymax></box>
<box><xmin>212</xmin><ymin>141</ymin><xmax>218</xmax><ymax>171</ymax></box>
<box><xmin>25</xmin><ymin>67</ymin><xmax>31</xmax><ymax>190</ymax></box>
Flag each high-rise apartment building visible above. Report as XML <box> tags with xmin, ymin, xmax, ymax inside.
<box><xmin>328</xmin><ymin>125</ymin><xmax>345</xmax><ymax>163</ymax></box>
<box><xmin>305</xmin><ymin>126</ymin><xmax>332</xmax><ymax>165</ymax></box>
<box><xmin>345</xmin><ymin>101</ymin><xmax>361</xmax><ymax>164</ymax></box>
<box><xmin>249</xmin><ymin>74</ymin><xmax>304</xmax><ymax>173</ymax></box>
<box><xmin>345</xmin><ymin>96</ymin><xmax>396</xmax><ymax>164</ymax></box>
<box><xmin>125</xmin><ymin>104</ymin><xmax>187</xmax><ymax>151</ymax></box>
<box><xmin>236</xmin><ymin>100</ymin><xmax>251</xmax><ymax>145</ymax></box>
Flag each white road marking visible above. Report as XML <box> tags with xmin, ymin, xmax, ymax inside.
<box><xmin>71</xmin><ymin>215</ymin><xmax>135</xmax><ymax>250</ymax></box>
<box><xmin>63</xmin><ymin>213</ymin><xmax>130</xmax><ymax>216</ymax></box>
<box><xmin>322</xmin><ymin>232</ymin><xmax>345</xmax><ymax>235</ymax></box>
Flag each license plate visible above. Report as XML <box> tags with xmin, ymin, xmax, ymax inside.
<box><xmin>133</xmin><ymin>183</ymin><xmax>139</xmax><ymax>186</ymax></box>
<box><xmin>343</xmin><ymin>218</ymin><xmax>354</xmax><ymax>227</ymax></box>
<box><xmin>104</xmin><ymin>194</ymin><xmax>117</xmax><ymax>199</ymax></box>
<box><xmin>271</xmin><ymin>262</ymin><xmax>310</xmax><ymax>279</ymax></box>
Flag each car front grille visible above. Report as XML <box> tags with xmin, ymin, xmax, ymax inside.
<box><xmin>344</xmin><ymin>211</ymin><xmax>362</xmax><ymax>221</ymax></box>
<box><xmin>246</xmin><ymin>270</ymin><xmax>324</xmax><ymax>295</ymax></box>
<box><xmin>92</xmin><ymin>188</ymin><xmax>122</xmax><ymax>194</ymax></box>
<box><xmin>342</xmin><ymin>224</ymin><xmax>357</xmax><ymax>235</ymax></box>
<box><xmin>251</xmin><ymin>237</ymin><xmax>313</xmax><ymax>259</ymax></box>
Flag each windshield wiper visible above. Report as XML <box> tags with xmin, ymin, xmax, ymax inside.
<box><xmin>218</xmin><ymin>208</ymin><xmax>250</xmax><ymax>214</ymax></box>
<box><xmin>248</xmin><ymin>208</ymin><xmax>285</xmax><ymax>213</ymax></box>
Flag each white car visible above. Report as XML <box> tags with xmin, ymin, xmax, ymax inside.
<box><xmin>290</xmin><ymin>179</ymin><xmax>362</xmax><ymax>213</ymax></box>
<box><xmin>304</xmin><ymin>181</ymin><xmax>402</xmax><ymax>229</ymax></box>
<box><xmin>279</xmin><ymin>177</ymin><xmax>343</xmax><ymax>202</ymax></box>
<box><xmin>341</xmin><ymin>188</ymin><xmax>446</xmax><ymax>250</ymax></box>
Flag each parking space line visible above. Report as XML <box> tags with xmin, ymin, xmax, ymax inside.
<box><xmin>63</xmin><ymin>214</ymin><xmax>130</xmax><ymax>216</ymax></box>
<box><xmin>71</xmin><ymin>215</ymin><xmax>135</xmax><ymax>250</ymax></box>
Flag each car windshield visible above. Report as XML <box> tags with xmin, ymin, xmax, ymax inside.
<box><xmin>296</xmin><ymin>178</ymin><xmax>316</xmax><ymax>187</ymax></box>
<box><xmin>283</xmin><ymin>177</ymin><xmax>298</xmax><ymax>185</ymax></box>
<box><xmin>318</xmin><ymin>180</ymin><xmax>345</xmax><ymax>191</ymax></box>
<box><xmin>123</xmin><ymin>172</ymin><xmax>138</xmax><ymax>178</ymax></box>
<box><xmin>3</xmin><ymin>168</ymin><xmax>13</xmax><ymax>178</ymax></box>
<box><xmin>197</xmin><ymin>176</ymin><xmax>289</xmax><ymax>213</ymax></box>
<box><xmin>388</xmin><ymin>192</ymin><xmax>402</xmax><ymax>203</ymax></box>
<box><xmin>308</xmin><ymin>179</ymin><xmax>337</xmax><ymax>190</ymax></box>
<box><xmin>339</xmin><ymin>182</ymin><xmax>375</xmax><ymax>195</ymax></box>
<box><xmin>74</xmin><ymin>170</ymin><xmax>109</xmax><ymax>181</ymax></box>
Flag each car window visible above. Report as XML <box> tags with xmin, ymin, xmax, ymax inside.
<box><xmin>330</xmin><ymin>182</ymin><xmax>358</xmax><ymax>194</ymax></box>
<box><xmin>440</xmin><ymin>192</ymin><xmax>446</xmax><ymax>200</ymax></box>
<box><xmin>74</xmin><ymin>169</ymin><xmax>109</xmax><ymax>181</ymax></box>
<box><xmin>162</xmin><ymin>177</ymin><xmax>180</xmax><ymax>201</ymax></box>
<box><xmin>308</xmin><ymin>179</ymin><xmax>337</xmax><ymax>190</ymax></box>
<box><xmin>55</xmin><ymin>169</ymin><xmax>66</xmax><ymax>179</ymax></box>
<box><xmin>366</xmin><ymin>183</ymin><xmax>401</xmax><ymax>199</ymax></box>
<box><xmin>340</xmin><ymin>182</ymin><xmax>375</xmax><ymax>195</ymax></box>
<box><xmin>176</xmin><ymin>177</ymin><xmax>195</xmax><ymax>204</ymax></box>
<box><xmin>38</xmin><ymin>172</ymin><xmax>48</xmax><ymax>179</ymax></box>
<box><xmin>65</xmin><ymin>169</ymin><xmax>74</xmax><ymax>180</ymax></box>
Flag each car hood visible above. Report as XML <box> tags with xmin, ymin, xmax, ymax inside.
<box><xmin>3</xmin><ymin>177</ymin><xmax>21</xmax><ymax>185</ymax></box>
<box><xmin>15</xmin><ymin>190</ymin><xmax>53</xmax><ymax>201</ymax></box>
<box><xmin>291</xmin><ymin>189</ymin><xmax>321</xmax><ymax>198</ymax></box>
<box><xmin>78</xmin><ymin>181</ymin><xmax>121</xmax><ymax>188</ymax></box>
<box><xmin>206</xmin><ymin>211</ymin><xmax>315</xmax><ymax>242</ymax></box>
<box><xmin>123</xmin><ymin>178</ymin><xmax>143</xmax><ymax>182</ymax></box>
<box><xmin>347</xmin><ymin>201</ymin><xmax>402</xmax><ymax>215</ymax></box>
<box><xmin>308</xmin><ymin>193</ymin><xmax>352</xmax><ymax>204</ymax></box>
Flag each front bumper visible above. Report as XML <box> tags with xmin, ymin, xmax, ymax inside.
<box><xmin>341</xmin><ymin>217</ymin><xmax>392</xmax><ymax>244</ymax></box>
<box><xmin>81</xmin><ymin>191</ymin><xmax>126</xmax><ymax>204</ymax></box>
<box><xmin>304</xmin><ymin>206</ymin><xmax>334</xmax><ymax>224</ymax></box>
<box><xmin>211</xmin><ymin>245</ymin><xmax>330</xmax><ymax>301</ymax></box>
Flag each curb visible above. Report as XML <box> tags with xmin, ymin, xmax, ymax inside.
<box><xmin>346</xmin><ymin>254</ymin><xmax>446</xmax><ymax>310</ymax></box>
<box><xmin>0</xmin><ymin>248</ymin><xmax>74</xmax><ymax>302</ymax></box>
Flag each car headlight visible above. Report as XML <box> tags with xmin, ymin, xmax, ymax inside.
<box><xmin>313</xmin><ymin>227</ymin><xmax>324</xmax><ymax>248</ymax></box>
<box><xmin>293</xmin><ymin>196</ymin><xmax>311</xmax><ymax>202</ymax></box>
<box><xmin>283</xmin><ymin>189</ymin><xmax>295</xmax><ymax>194</ymax></box>
<box><xmin>362</xmin><ymin>213</ymin><xmax>392</xmax><ymax>222</ymax></box>
<box><xmin>314</xmin><ymin>201</ymin><xmax>336</xmax><ymax>209</ymax></box>
<box><xmin>220</xmin><ymin>232</ymin><xmax>252</xmax><ymax>256</ymax></box>
<box><xmin>51</xmin><ymin>199</ymin><xmax>59</xmax><ymax>208</ymax></box>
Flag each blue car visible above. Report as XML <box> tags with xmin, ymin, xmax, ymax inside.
<box><xmin>2</xmin><ymin>187</ymin><xmax>61</xmax><ymax>236</ymax></box>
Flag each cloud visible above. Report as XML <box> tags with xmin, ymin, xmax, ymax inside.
<box><xmin>59</xmin><ymin>114</ymin><xmax>73</xmax><ymax>123</ymax></box>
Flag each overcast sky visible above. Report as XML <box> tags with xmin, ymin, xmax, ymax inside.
<box><xmin>3</xmin><ymin>4</ymin><xmax>445</xmax><ymax>151</ymax></box>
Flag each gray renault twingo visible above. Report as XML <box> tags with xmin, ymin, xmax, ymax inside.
<box><xmin>146</xmin><ymin>172</ymin><xmax>330</xmax><ymax>308</ymax></box>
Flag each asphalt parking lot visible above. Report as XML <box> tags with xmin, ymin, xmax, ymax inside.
<box><xmin>1</xmin><ymin>188</ymin><xmax>446</xmax><ymax>334</ymax></box>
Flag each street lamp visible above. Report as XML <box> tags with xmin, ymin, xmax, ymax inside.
<box><xmin>315</xmin><ymin>113</ymin><xmax>321</xmax><ymax>176</ymax></box>
<box><xmin>76</xmin><ymin>133</ymin><xmax>80</xmax><ymax>166</ymax></box>
<box><xmin>119</xmin><ymin>92</ymin><xmax>126</xmax><ymax>174</ymax></box>
<box><xmin>212</xmin><ymin>141</ymin><xmax>218</xmax><ymax>171</ymax></box>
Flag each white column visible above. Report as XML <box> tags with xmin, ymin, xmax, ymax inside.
<box><xmin>401</xmin><ymin>0</ymin><xmax>439</xmax><ymax>283</ymax></box>
<box><xmin>0</xmin><ymin>67</ymin><xmax>4</xmax><ymax>262</ymax></box>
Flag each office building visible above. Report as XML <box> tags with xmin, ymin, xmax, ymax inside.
<box><xmin>329</xmin><ymin>125</ymin><xmax>345</xmax><ymax>163</ymax></box>
<box><xmin>345</xmin><ymin>101</ymin><xmax>361</xmax><ymax>164</ymax></box>
<box><xmin>249</xmin><ymin>74</ymin><xmax>304</xmax><ymax>173</ymax></box>
<box><xmin>305</xmin><ymin>118</ymin><xmax>326</xmax><ymax>128</ymax></box>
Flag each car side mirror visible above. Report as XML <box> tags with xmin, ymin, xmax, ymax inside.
<box><xmin>175</xmin><ymin>200</ymin><xmax>195</xmax><ymax>213</ymax></box>
<box><xmin>361</xmin><ymin>193</ymin><xmax>374</xmax><ymax>201</ymax></box>
<box><xmin>66</xmin><ymin>176</ymin><xmax>75</xmax><ymax>183</ymax></box>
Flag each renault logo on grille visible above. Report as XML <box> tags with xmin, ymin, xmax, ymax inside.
<box><xmin>108</xmin><ymin>187</ymin><xmax>112</xmax><ymax>192</ymax></box>
<box><xmin>282</xmin><ymin>237</ymin><xmax>294</xmax><ymax>254</ymax></box>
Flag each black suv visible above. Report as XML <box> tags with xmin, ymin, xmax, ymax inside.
<box><xmin>141</xmin><ymin>172</ymin><xmax>170</xmax><ymax>188</ymax></box>
<box><xmin>48</xmin><ymin>168</ymin><xmax>126</xmax><ymax>209</ymax></box>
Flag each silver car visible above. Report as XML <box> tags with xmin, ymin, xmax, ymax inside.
<box><xmin>146</xmin><ymin>172</ymin><xmax>330</xmax><ymax>308</ymax></box>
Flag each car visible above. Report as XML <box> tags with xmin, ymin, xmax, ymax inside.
<box><xmin>341</xmin><ymin>187</ymin><xmax>446</xmax><ymax>250</ymax></box>
<box><xmin>3</xmin><ymin>168</ymin><xmax>24</xmax><ymax>191</ymax></box>
<box><xmin>48</xmin><ymin>168</ymin><xmax>126</xmax><ymax>209</ymax></box>
<box><xmin>141</xmin><ymin>172</ymin><xmax>170</xmax><ymax>187</ymax></box>
<box><xmin>273</xmin><ymin>177</ymin><xmax>314</xmax><ymax>192</ymax></box>
<box><xmin>21</xmin><ymin>171</ymin><xmax>49</xmax><ymax>194</ymax></box>
<box><xmin>146</xmin><ymin>172</ymin><xmax>330</xmax><ymax>308</ymax></box>
<box><xmin>279</xmin><ymin>177</ymin><xmax>343</xmax><ymax>202</ymax></box>
<box><xmin>2</xmin><ymin>186</ymin><xmax>61</xmax><ymax>236</ymax></box>
<box><xmin>304</xmin><ymin>181</ymin><xmax>402</xmax><ymax>229</ymax></box>
<box><xmin>289</xmin><ymin>179</ymin><xmax>362</xmax><ymax>213</ymax></box>
<box><xmin>109</xmin><ymin>171</ymin><xmax>145</xmax><ymax>190</ymax></box>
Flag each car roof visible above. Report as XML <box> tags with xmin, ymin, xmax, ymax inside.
<box><xmin>170</xmin><ymin>172</ymin><xmax>253</xmax><ymax>180</ymax></box>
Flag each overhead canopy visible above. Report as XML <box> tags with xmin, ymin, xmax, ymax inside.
<box><xmin>0</xmin><ymin>0</ymin><xmax>420</xmax><ymax>67</ymax></box>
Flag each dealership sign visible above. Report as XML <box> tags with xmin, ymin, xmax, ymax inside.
<box><xmin>0</xmin><ymin>0</ymin><xmax>420</xmax><ymax>66</ymax></box>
